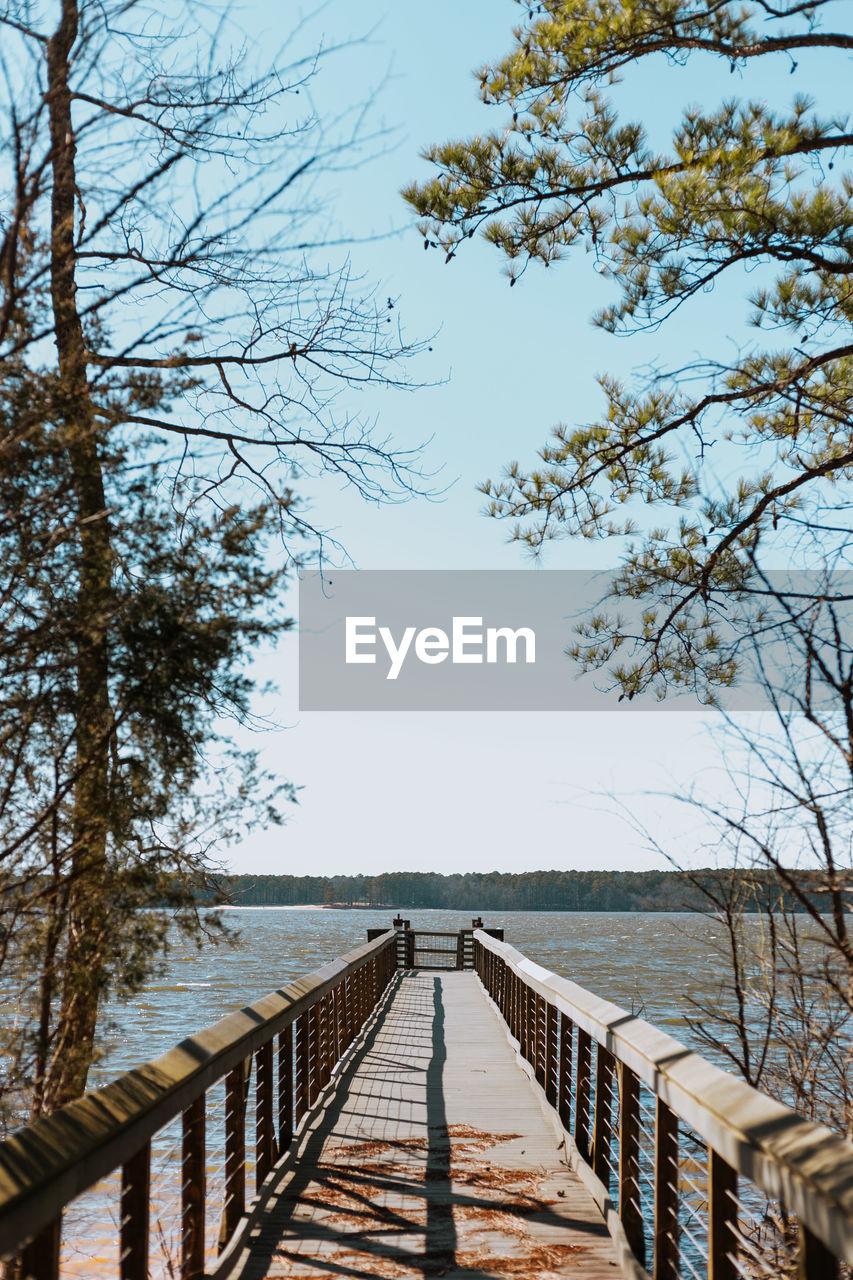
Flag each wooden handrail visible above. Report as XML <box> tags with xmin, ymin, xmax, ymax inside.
<box><xmin>0</xmin><ymin>928</ymin><xmax>396</xmax><ymax>1268</ymax></box>
<box><xmin>473</xmin><ymin>928</ymin><xmax>853</xmax><ymax>1271</ymax></box>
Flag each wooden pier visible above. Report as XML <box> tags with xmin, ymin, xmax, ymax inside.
<box><xmin>1</xmin><ymin>921</ymin><xmax>852</xmax><ymax>1280</ymax></box>
<box><xmin>225</xmin><ymin>970</ymin><xmax>617</xmax><ymax>1279</ymax></box>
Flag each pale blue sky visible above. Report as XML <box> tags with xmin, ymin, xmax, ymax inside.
<box><xmin>221</xmin><ymin>0</ymin><xmax>843</xmax><ymax>877</ymax></box>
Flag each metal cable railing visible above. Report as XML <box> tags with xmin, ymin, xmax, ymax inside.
<box><xmin>473</xmin><ymin>929</ymin><xmax>853</xmax><ymax>1280</ymax></box>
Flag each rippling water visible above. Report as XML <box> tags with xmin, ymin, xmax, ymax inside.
<box><xmin>94</xmin><ymin>907</ymin><xmax>733</xmax><ymax>1084</ymax></box>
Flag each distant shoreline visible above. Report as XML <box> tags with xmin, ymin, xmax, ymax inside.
<box><xmin>216</xmin><ymin>902</ymin><xmax>398</xmax><ymax>911</ymax></box>
<box><xmin>205</xmin><ymin>867</ymin><xmax>827</xmax><ymax>914</ymax></box>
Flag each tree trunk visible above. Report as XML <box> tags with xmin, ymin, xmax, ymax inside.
<box><xmin>41</xmin><ymin>0</ymin><xmax>114</xmax><ymax>1113</ymax></box>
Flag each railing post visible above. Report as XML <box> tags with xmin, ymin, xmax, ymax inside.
<box><xmin>219</xmin><ymin>1064</ymin><xmax>246</xmax><ymax>1251</ymax></box>
<box><xmin>336</xmin><ymin>980</ymin><xmax>345</xmax><ymax>1061</ymax></box>
<box><xmin>355</xmin><ymin>963</ymin><xmax>365</xmax><ymax>1029</ymax></box>
<box><xmin>120</xmin><ymin>1140</ymin><xmax>150</xmax><ymax>1280</ymax></box>
<box><xmin>295</xmin><ymin>1010</ymin><xmax>309</xmax><ymax>1127</ymax></box>
<box><xmin>558</xmin><ymin>1013</ymin><xmax>573</xmax><ymax>1132</ymax></box>
<box><xmin>618</xmin><ymin>1063</ymin><xmax>645</xmax><ymax>1266</ymax></box>
<box><xmin>307</xmin><ymin>998</ymin><xmax>320</xmax><ymax>1105</ymax></box>
<box><xmin>314</xmin><ymin>993</ymin><xmax>324</xmax><ymax>1094</ymax></box>
<box><xmin>342</xmin><ymin>973</ymin><xmax>353</xmax><ymax>1048</ymax></box>
<box><xmin>255</xmin><ymin>1039</ymin><xmax>275</xmax><ymax>1189</ymax></box>
<box><xmin>592</xmin><ymin>1045</ymin><xmax>615</xmax><ymax>1189</ymax></box>
<box><xmin>510</xmin><ymin>971</ymin><xmax>518</xmax><ymax>1042</ymax></box>
<box><xmin>545</xmin><ymin>1003</ymin><xmax>558</xmax><ymax>1108</ymax></box>
<box><xmin>575</xmin><ymin>1028</ymin><xmax>592</xmax><ymax>1159</ymax></box>
<box><xmin>319</xmin><ymin>992</ymin><xmax>330</xmax><ymax>1088</ymax></box>
<box><xmin>798</xmin><ymin>1222</ymin><xmax>838</xmax><ymax>1280</ymax></box>
<box><xmin>708</xmin><ymin>1147</ymin><xmax>736</xmax><ymax>1280</ymax></box>
<box><xmin>182</xmin><ymin>1096</ymin><xmax>205</xmax><ymax>1280</ymax></box>
<box><xmin>19</xmin><ymin>1217</ymin><xmax>61</xmax><ymax>1280</ymax></box>
<box><xmin>527</xmin><ymin>984</ymin><xmax>537</xmax><ymax>1067</ymax></box>
<box><xmin>278</xmin><ymin>1024</ymin><xmax>293</xmax><ymax>1151</ymax></box>
<box><xmin>654</xmin><ymin>1097</ymin><xmax>679</xmax><ymax>1280</ymax></box>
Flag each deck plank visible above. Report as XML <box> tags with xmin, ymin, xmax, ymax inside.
<box><xmin>228</xmin><ymin>971</ymin><xmax>619</xmax><ymax>1279</ymax></box>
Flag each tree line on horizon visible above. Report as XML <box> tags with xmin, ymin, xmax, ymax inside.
<box><xmin>207</xmin><ymin>868</ymin><xmax>838</xmax><ymax>914</ymax></box>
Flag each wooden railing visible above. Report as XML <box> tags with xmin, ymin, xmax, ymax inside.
<box><xmin>0</xmin><ymin>929</ymin><xmax>397</xmax><ymax>1279</ymax></box>
<box><xmin>473</xmin><ymin>929</ymin><xmax>853</xmax><ymax>1280</ymax></box>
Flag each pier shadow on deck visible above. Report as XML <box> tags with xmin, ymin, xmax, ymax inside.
<box><xmin>225</xmin><ymin>971</ymin><xmax>617</xmax><ymax>1280</ymax></box>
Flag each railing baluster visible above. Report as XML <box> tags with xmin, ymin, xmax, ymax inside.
<box><xmin>592</xmin><ymin>1045</ymin><xmax>615</xmax><ymax>1189</ymax></box>
<box><xmin>708</xmin><ymin>1147</ymin><xmax>736</xmax><ymax>1280</ymax></box>
<box><xmin>182</xmin><ymin>1096</ymin><xmax>205</xmax><ymax>1280</ymax></box>
<box><xmin>19</xmin><ymin>1216</ymin><xmax>60</xmax><ymax>1280</ymax></box>
<box><xmin>575</xmin><ymin>1028</ymin><xmax>592</xmax><ymax>1159</ymax></box>
<box><xmin>219</xmin><ymin>1064</ymin><xmax>246</xmax><ymax>1251</ymax></box>
<box><xmin>654</xmin><ymin>1097</ymin><xmax>679</xmax><ymax>1280</ymax></box>
<box><xmin>559</xmin><ymin>1013</ymin><xmax>573</xmax><ymax>1133</ymax></box>
<box><xmin>516</xmin><ymin>979</ymin><xmax>524</xmax><ymax>1055</ymax></box>
<box><xmin>618</xmin><ymin>1063</ymin><xmax>645</xmax><ymax>1266</ymax></box>
<box><xmin>535</xmin><ymin>995</ymin><xmax>546</xmax><ymax>1086</ymax></box>
<box><xmin>278</xmin><ymin>1024</ymin><xmax>293</xmax><ymax>1151</ymax></box>
<box><xmin>256</xmin><ymin>1039</ymin><xmax>275</xmax><ymax>1189</ymax></box>
<box><xmin>307</xmin><ymin>999</ymin><xmax>320</xmax><ymax>1106</ymax></box>
<box><xmin>545</xmin><ymin>1003</ymin><xmax>558</xmax><ymax>1107</ymax></box>
<box><xmin>120</xmin><ymin>1140</ymin><xmax>150</xmax><ymax>1280</ymax></box>
<box><xmin>798</xmin><ymin>1222</ymin><xmax>839</xmax><ymax>1280</ymax></box>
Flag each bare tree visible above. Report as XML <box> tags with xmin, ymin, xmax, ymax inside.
<box><xmin>0</xmin><ymin>0</ymin><xmax>426</xmax><ymax>1117</ymax></box>
<box><xmin>674</xmin><ymin>575</ymin><xmax>853</xmax><ymax>1141</ymax></box>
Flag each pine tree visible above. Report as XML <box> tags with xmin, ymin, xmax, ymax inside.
<box><xmin>405</xmin><ymin>0</ymin><xmax>853</xmax><ymax>700</ymax></box>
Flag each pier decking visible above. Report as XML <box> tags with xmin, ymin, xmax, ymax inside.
<box><xmin>228</xmin><ymin>970</ymin><xmax>616</xmax><ymax>1278</ymax></box>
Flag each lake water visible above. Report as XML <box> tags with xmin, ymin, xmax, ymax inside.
<box><xmin>93</xmin><ymin>907</ymin><xmax>734</xmax><ymax>1084</ymax></box>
